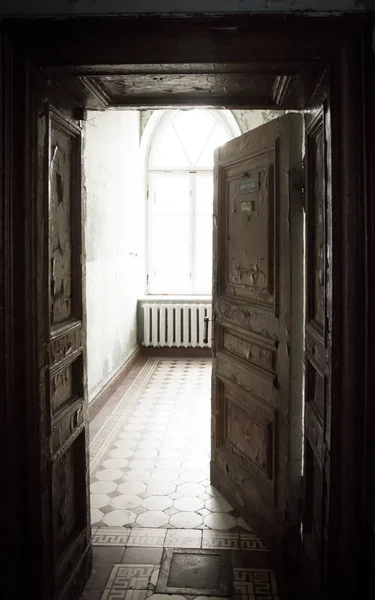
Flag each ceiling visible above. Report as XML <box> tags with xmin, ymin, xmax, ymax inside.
<box><xmin>46</xmin><ymin>65</ymin><xmax>323</xmax><ymax>110</ymax></box>
<box><xmin>7</xmin><ymin>16</ymin><xmax>330</xmax><ymax>110</ymax></box>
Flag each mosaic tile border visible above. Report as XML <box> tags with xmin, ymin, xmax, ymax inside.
<box><xmin>85</xmin><ymin>559</ymin><xmax>278</xmax><ymax>600</ymax></box>
<box><xmin>92</xmin><ymin>528</ymin><xmax>270</xmax><ymax>552</ymax></box>
<box><xmin>233</xmin><ymin>567</ymin><xmax>279</xmax><ymax>599</ymax></box>
<box><xmin>90</xmin><ymin>359</ymin><xmax>160</xmax><ymax>472</ymax></box>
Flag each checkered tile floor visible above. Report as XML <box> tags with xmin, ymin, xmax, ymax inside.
<box><xmin>90</xmin><ymin>359</ymin><xmax>250</xmax><ymax>531</ymax></box>
<box><xmin>82</xmin><ymin>359</ymin><xmax>278</xmax><ymax>600</ymax></box>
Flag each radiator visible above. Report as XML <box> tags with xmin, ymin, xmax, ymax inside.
<box><xmin>142</xmin><ymin>303</ymin><xmax>212</xmax><ymax>348</ymax></box>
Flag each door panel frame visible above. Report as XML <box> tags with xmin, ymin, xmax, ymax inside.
<box><xmin>0</xmin><ymin>14</ymin><xmax>372</xmax><ymax>599</ymax></box>
<box><xmin>302</xmin><ymin>69</ymin><xmax>332</xmax><ymax>592</ymax></box>
<box><xmin>211</xmin><ymin>114</ymin><xmax>304</xmax><ymax>555</ymax></box>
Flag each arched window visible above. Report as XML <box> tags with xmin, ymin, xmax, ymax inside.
<box><xmin>147</xmin><ymin>109</ymin><xmax>237</xmax><ymax>294</ymax></box>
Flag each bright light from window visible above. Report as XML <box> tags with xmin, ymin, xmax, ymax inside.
<box><xmin>148</xmin><ymin>110</ymin><xmax>233</xmax><ymax>295</ymax></box>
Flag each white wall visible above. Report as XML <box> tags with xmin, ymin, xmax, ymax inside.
<box><xmin>84</xmin><ymin>110</ymin><xmax>144</xmax><ymax>401</ymax></box>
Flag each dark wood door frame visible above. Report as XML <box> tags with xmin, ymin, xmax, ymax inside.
<box><xmin>0</xmin><ymin>14</ymin><xmax>373</xmax><ymax>599</ymax></box>
<box><xmin>365</xmin><ymin>32</ymin><xmax>375</xmax><ymax>596</ymax></box>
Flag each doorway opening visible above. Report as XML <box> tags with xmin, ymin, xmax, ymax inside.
<box><xmin>85</xmin><ymin>106</ymin><xmax>292</xmax><ymax>401</ymax></box>
<box><xmin>5</xmin><ymin>15</ymin><xmax>358</xmax><ymax>598</ymax></box>
<box><xmin>84</xmin><ymin>105</ymin><xmax>305</xmax><ymax>597</ymax></box>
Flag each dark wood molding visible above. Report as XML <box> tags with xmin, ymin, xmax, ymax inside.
<box><xmin>271</xmin><ymin>75</ymin><xmax>293</xmax><ymax>106</ymax></box>
<box><xmin>332</xmin><ymin>28</ymin><xmax>370</xmax><ymax>592</ymax></box>
<box><xmin>0</xmin><ymin>29</ymin><xmax>20</xmax><ymax>600</ymax></box>
<box><xmin>3</xmin><ymin>15</ymin><xmax>366</xmax><ymax>111</ymax></box>
<box><xmin>4</xmin><ymin>15</ymin><xmax>367</xmax><ymax>67</ymax></box>
<box><xmin>0</xmin><ymin>13</ymin><xmax>373</xmax><ymax>599</ymax></box>
<box><xmin>364</xmin><ymin>21</ymin><xmax>375</xmax><ymax>592</ymax></box>
<box><xmin>79</xmin><ymin>76</ymin><xmax>111</xmax><ymax>108</ymax></box>
<box><xmin>89</xmin><ymin>346</ymin><xmax>142</xmax><ymax>422</ymax></box>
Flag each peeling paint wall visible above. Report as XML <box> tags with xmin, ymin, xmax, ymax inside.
<box><xmin>232</xmin><ymin>110</ymin><xmax>285</xmax><ymax>133</ymax></box>
<box><xmin>140</xmin><ymin>111</ymin><xmax>154</xmax><ymax>140</ymax></box>
<box><xmin>0</xmin><ymin>0</ymin><xmax>371</xmax><ymax>16</ymax></box>
<box><xmin>84</xmin><ymin>111</ymin><xmax>144</xmax><ymax>401</ymax></box>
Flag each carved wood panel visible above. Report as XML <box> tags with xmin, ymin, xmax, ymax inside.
<box><xmin>225</xmin><ymin>162</ymin><xmax>277</xmax><ymax>304</ymax></box>
<box><xmin>52</xmin><ymin>432</ymin><xmax>86</xmax><ymax>563</ymax></box>
<box><xmin>306</xmin><ymin>114</ymin><xmax>326</xmax><ymax>336</ymax></box>
<box><xmin>303</xmin><ymin>86</ymin><xmax>332</xmax><ymax>590</ymax></box>
<box><xmin>221</xmin><ymin>381</ymin><xmax>275</xmax><ymax>482</ymax></box>
<box><xmin>36</xmin><ymin>98</ymin><xmax>91</xmax><ymax>599</ymax></box>
<box><xmin>223</xmin><ymin>159</ymin><xmax>276</xmax><ymax>306</ymax></box>
<box><xmin>211</xmin><ymin>114</ymin><xmax>303</xmax><ymax>546</ymax></box>
<box><xmin>222</xmin><ymin>328</ymin><xmax>277</xmax><ymax>373</ymax></box>
<box><xmin>1</xmin><ymin>16</ymin><xmax>369</xmax><ymax>600</ymax></box>
<box><xmin>50</xmin><ymin>123</ymin><xmax>73</xmax><ymax>324</ymax></box>
<box><xmin>49</xmin><ymin>109</ymin><xmax>82</xmax><ymax>327</ymax></box>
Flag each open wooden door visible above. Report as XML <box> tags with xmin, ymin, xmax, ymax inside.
<box><xmin>31</xmin><ymin>69</ymin><xmax>91</xmax><ymax>600</ymax></box>
<box><xmin>301</xmin><ymin>71</ymin><xmax>332</xmax><ymax>594</ymax></box>
<box><xmin>211</xmin><ymin>114</ymin><xmax>304</xmax><ymax>546</ymax></box>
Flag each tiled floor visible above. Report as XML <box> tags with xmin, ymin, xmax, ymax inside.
<box><xmin>82</xmin><ymin>358</ymin><xmax>279</xmax><ymax>600</ymax></box>
<box><xmin>90</xmin><ymin>359</ymin><xmax>250</xmax><ymax>531</ymax></box>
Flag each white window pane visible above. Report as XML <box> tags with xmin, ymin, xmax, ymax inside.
<box><xmin>151</xmin><ymin>267</ymin><xmax>191</xmax><ymax>294</ymax></box>
<box><xmin>194</xmin><ymin>266</ymin><xmax>213</xmax><ymax>295</ymax></box>
<box><xmin>195</xmin><ymin>214</ymin><xmax>213</xmax><ymax>268</ymax></box>
<box><xmin>196</xmin><ymin>123</ymin><xmax>231</xmax><ymax>168</ymax></box>
<box><xmin>149</xmin><ymin>122</ymin><xmax>191</xmax><ymax>169</ymax></box>
<box><xmin>173</xmin><ymin>110</ymin><xmax>215</xmax><ymax>165</ymax></box>
<box><xmin>151</xmin><ymin>173</ymin><xmax>190</xmax><ymax>215</ymax></box>
<box><xmin>147</xmin><ymin>111</ymin><xmax>235</xmax><ymax>295</ymax></box>
<box><xmin>196</xmin><ymin>172</ymin><xmax>213</xmax><ymax>215</ymax></box>
<box><xmin>153</xmin><ymin>215</ymin><xmax>190</xmax><ymax>267</ymax></box>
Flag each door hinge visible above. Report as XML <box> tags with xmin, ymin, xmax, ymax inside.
<box><xmin>290</xmin><ymin>167</ymin><xmax>304</xmax><ymax>191</ymax></box>
<box><xmin>147</xmin><ymin>188</ymin><xmax>149</xmax><ymax>200</ymax></box>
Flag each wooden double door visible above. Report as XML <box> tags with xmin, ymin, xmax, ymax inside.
<box><xmin>0</xmin><ymin>16</ymin><xmax>370</xmax><ymax>600</ymax></box>
<box><xmin>30</xmin><ymin>86</ymin><xmax>330</xmax><ymax>600</ymax></box>
<box><xmin>211</xmin><ymin>100</ymin><xmax>331</xmax><ymax>594</ymax></box>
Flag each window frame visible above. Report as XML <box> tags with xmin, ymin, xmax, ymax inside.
<box><xmin>146</xmin><ymin>109</ymin><xmax>238</xmax><ymax>296</ymax></box>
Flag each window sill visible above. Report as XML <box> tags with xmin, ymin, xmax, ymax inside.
<box><xmin>138</xmin><ymin>295</ymin><xmax>212</xmax><ymax>302</ymax></box>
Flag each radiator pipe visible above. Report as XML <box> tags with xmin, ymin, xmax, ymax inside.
<box><xmin>203</xmin><ymin>316</ymin><xmax>209</xmax><ymax>344</ymax></box>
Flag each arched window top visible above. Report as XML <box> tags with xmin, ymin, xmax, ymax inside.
<box><xmin>148</xmin><ymin>109</ymin><xmax>235</xmax><ymax>170</ymax></box>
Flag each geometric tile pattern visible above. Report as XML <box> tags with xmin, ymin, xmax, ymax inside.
<box><xmin>93</xmin><ymin>529</ymin><xmax>131</xmax><ymax>547</ymax></box>
<box><xmin>81</xmin><ymin>359</ymin><xmax>279</xmax><ymax>600</ymax></box>
<box><xmin>90</xmin><ymin>359</ymin><xmax>252</xmax><ymax>531</ymax></box>
<box><xmin>85</xmin><ymin>562</ymin><xmax>279</xmax><ymax>598</ymax></box>
<box><xmin>106</xmin><ymin>564</ymin><xmax>154</xmax><ymax>590</ymax></box>
<box><xmin>202</xmin><ymin>531</ymin><xmax>239</xmax><ymax>550</ymax></box>
<box><xmin>82</xmin><ymin>552</ymin><xmax>279</xmax><ymax>599</ymax></box>
<box><xmin>239</xmin><ymin>535</ymin><xmax>269</xmax><ymax>552</ymax></box>
<box><xmin>92</xmin><ymin>528</ymin><xmax>270</xmax><ymax>553</ymax></box>
<box><xmin>164</xmin><ymin>529</ymin><xmax>203</xmax><ymax>548</ymax></box>
<box><xmin>101</xmin><ymin>591</ymin><xmax>147</xmax><ymax>600</ymax></box>
<box><xmin>127</xmin><ymin>529</ymin><xmax>168</xmax><ymax>548</ymax></box>
<box><xmin>90</xmin><ymin>360</ymin><xmax>159</xmax><ymax>472</ymax></box>
<box><xmin>233</xmin><ymin>568</ymin><xmax>279</xmax><ymax>599</ymax></box>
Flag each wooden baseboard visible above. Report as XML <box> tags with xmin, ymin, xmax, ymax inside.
<box><xmin>140</xmin><ymin>346</ymin><xmax>212</xmax><ymax>358</ymax></box>
<box><xmin>88</xmin><ymin>346</ymin><xmax>142</xmax><ymax>422</ymax></box>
